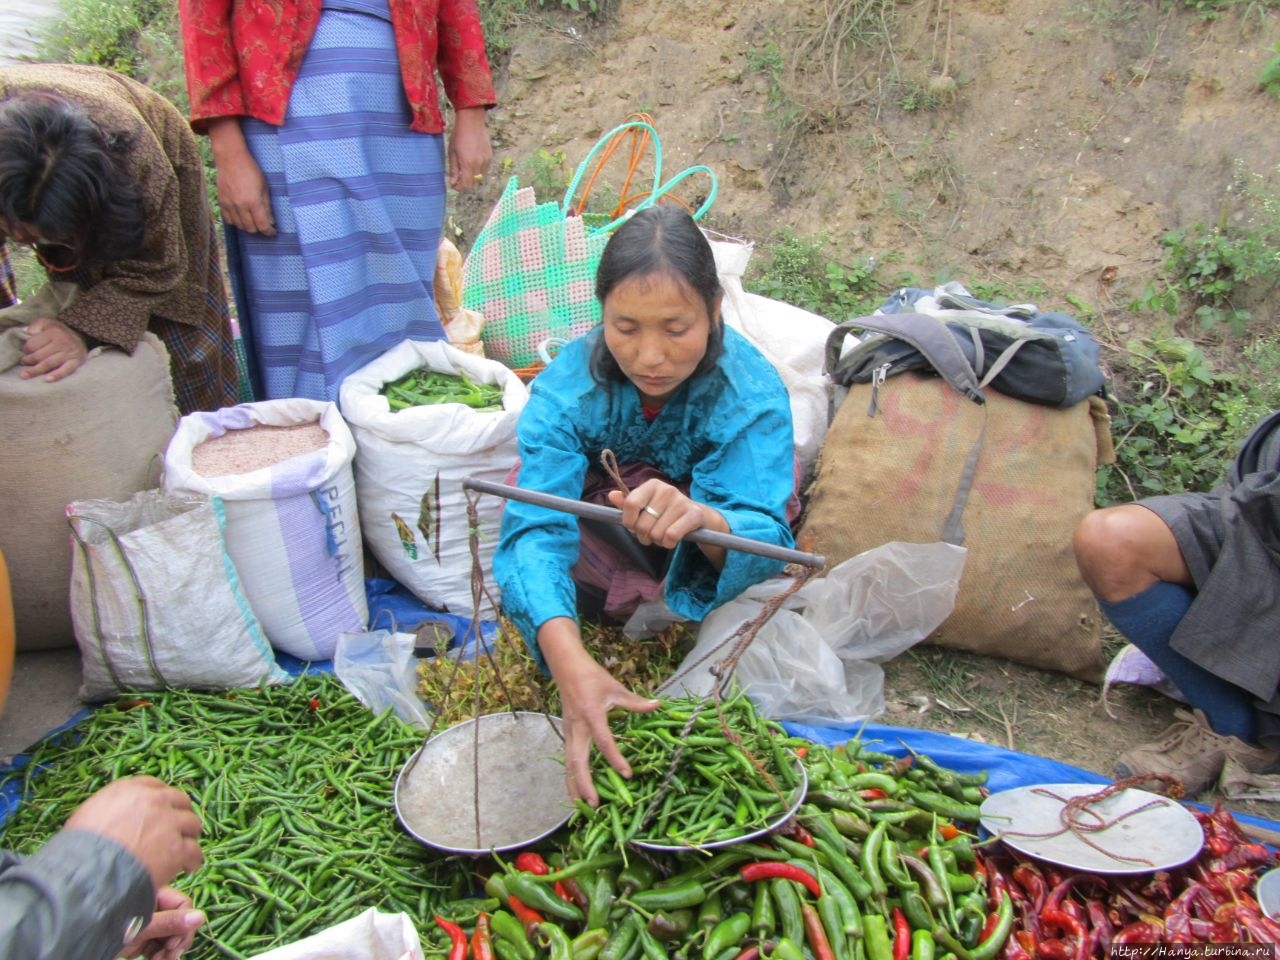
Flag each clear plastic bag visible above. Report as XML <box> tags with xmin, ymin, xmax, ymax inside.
<box><xmin>661</xmin><ymin>541</ymin><xmax>966</xmax><ymax>726</ymax></box>
<box><xmin>334</xmin><ymin>629</ymin><xmax>432</xmax><ymax>728</ymax></box>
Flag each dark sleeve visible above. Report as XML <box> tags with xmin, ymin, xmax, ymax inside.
<box><xmin>1229</xmin><ymin>470</ymin><xmax>1280</xmax><ymax>566</ymax></box>
<box><xmin>0</xmin><ymin>829</ymin><xmax>154</xmax><ymax>960</ymax></box>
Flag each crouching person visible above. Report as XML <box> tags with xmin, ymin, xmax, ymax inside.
<box><xmin>1073</xmin><ymin>409</ymin><xmax>1280</xmax><ymax>794</ymax></box>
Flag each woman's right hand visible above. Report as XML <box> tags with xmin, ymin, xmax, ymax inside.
<box><xmin>207</xmin><ymin>118</ymin><xmax>276</xmax><ymax>236</ymax></box>
<box><xmin>538</xmin><ymin>618</ymin><xmax>659</xmax><ymax>805</ymax></box>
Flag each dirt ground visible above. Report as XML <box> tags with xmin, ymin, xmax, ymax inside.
<box><xmin>456</xmin><ymin>0</ymin><xmax>1280</xmax><ymax>824</ymax></box>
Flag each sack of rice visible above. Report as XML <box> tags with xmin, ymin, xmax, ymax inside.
<box><xmin>162</xmin><ymin>399</ymin><xmax>367</xmax><ymax>660</ymax></box>
<box><xmin>340</xmin><ymin>340</ymin><xmax>527</xmax><ymax>618</ymax></box>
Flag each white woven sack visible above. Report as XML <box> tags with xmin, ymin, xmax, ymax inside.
<box><xmin>340</xmin><ymin>340</ymin><xmax>527</xmax><ymax>619</ymax></box>
<box><xmin>709</xmin><ymin>238</ymin><xmax>834</xmax><ymax>478</ymax></box>
<box><xmin>161</xmin><ymin>399</ymin><xmax>367</xmax><ymax>660</ymax></box>
<box><xmin>67</xmin><ymin>491</ymin><xmax>287</xmax><ymax>702</ymax></box>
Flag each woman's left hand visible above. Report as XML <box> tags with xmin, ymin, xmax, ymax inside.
<box><xmin>19</xmin><ymin>317</ymin><xmax>88</xmax><ymax>382</ymax></box>
<box><xmin>448</xmin><ymin>107</ymin><xmax>492</xmax><ymax>193</ymax></box>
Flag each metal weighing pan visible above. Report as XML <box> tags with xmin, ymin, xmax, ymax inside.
<box><xmin>396</xmin><ymin>712</ymin><xmax>572</xmax><ymax>855</ymax></box>
<box><xmin>630</xmin><ymin>759</ymin><xmax>808</xmax><ymax>852</ymax></box>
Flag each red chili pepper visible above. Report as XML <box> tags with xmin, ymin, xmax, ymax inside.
<box><xmin>471</xmin><ymin>913</ymin><xmax>495</xmax><ymax>960</ymax></box>
<box><xmin>891</xmin><ymin>907</ymin><xmax>910</xmax><ymax>960</ymax></box>
<box><xmin>512</xmin><ymin>852</ymin><xmax>578</xmax><ymax>904</ymax></box>
<box><xmin>1040</xmin><ymin>908</ymin><xmax>1087</xmax><ymax>960</ymax></box>
<box><xmin>119</xmin><ymin>699</ymin><xmax>153</xmax><ymax>709</ymax></box>
<box><xmin>790</xmin><ymin>822</ymin><xmax>817</xmax><ymax>847</ymax></box>
<box><xmin>795</xmin><ymin>746</ymin><xmax>808</xmax><ymax>759</ymax></box>
<box><xmin>739</xmin><ymin>862</ymin><xmax>822</xmax><ymax>898</ymax></box>
<box><xmin>733</xmin><ymin>947</ymin><xmax>761</xmax><ymax>960</ymax></box>
<box><xmin>937</xmin><ymin>823</ymin><xmax>960</xmax><ymax>841</ymax></box>
<box><xmin>858</xmin><ymin>788</ymin><xmax>889</xmax><ymax>800</ymax></box>
<box><xmin>801</xmin><ymin>902</ymin><xmax>837</xmax><ymax>960</ymax></box>
<box><xmin>435</xmin><ymin>915</ymin><xmax>468</xmax><ymax>960</ymax></box>
<box><xmin>508</xmin><ymin>896</ymin><xmax>545</xmax><ymax>939</ymax></box>
<box><xmin>515</xmin><ymin>852</ymin><xmax>551</xmax><ymax>875</ymax></box>
<box><xmin>308</xmin><ymin>697</ymin><xmax>321</xmax><ymax>710</ymax></box>
<box><xmin>558</xmin><ymin>874</ymin><xmax>590</xmax><ymax>912</ymax></box>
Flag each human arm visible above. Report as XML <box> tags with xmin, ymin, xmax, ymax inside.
<box><xmin>0</xmin><ymin>777</ymin><xmax>202</xmax><ymax>960</ymax></box>
<box><xmin>178</xmin><ymin>0</ymin><xmax>249</xmax><ymax>130</ymax></box>
<box><xmin>447</xmin><ymin>106</ymin><xmax>491</xmax><ymax>193</ymax></box>
<box><xmin>205</xmin><ymin>117</ymin><xmax>276</xmax><ymax>235</ymax></box>
<box><xmin>537</xmin><ymin>617</ymin><xmax>659</xmax><ymax>805</ymax></box>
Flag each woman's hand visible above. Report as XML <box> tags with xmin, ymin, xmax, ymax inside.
<box><xmin>207</xmin><ymin>118</ymin><xmax>276</xmax><ymax>236</ymax></box>
<box><xmin>19</xmin><ymin>317</ymin><xmax>88</xmax><ymax>381</ymax></box>
<box><xmin>538</xmin><ymin>618</ymin><xmax>659</xmax><ymax>804</ymax></box>
<box><xmin>447</xmin><ymin>107</ymin><xmax>492</xmax><ymax>193</ymax></box>
<box><xmin>121</xmin><ymin>886</ymin><xmax>205</xmax><ymax>960</ymax></box>
<box><xmin>608</xmin><ymin>480</ymin><xmax>730</xmax><ymax>566</ymax></box>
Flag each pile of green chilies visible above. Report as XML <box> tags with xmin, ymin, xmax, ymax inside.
<box><xmin>382</xmin><ymin>368</ymin><xmax>505</xmax><ymax>412</ymax></box>
<box><xmin>0</xmin><ymin>673</ymin><xmax>459</xmax><ymax>959</ymax></box>
<box><xmin>577</xmin><ymin>692</ymin><xmax>803</xmax><ymax>852</ymax></box>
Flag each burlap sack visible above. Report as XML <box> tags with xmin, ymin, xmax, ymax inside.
<box><xmin>799</xmin><ymin>373</ymin><xmax>1114</xmax><ymax>681</ymax></box>
<box><xmin>0</xmin><ymin>335</ymin><xmax>177</xmax><ymax>649</ymax></box>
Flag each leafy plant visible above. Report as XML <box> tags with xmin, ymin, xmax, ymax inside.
<box><xmin>1130</xmin><ymin>162</ymin><xmax>1280</xmax><ymax>334</ymax></box>
<box><xmin>745</xmin><ymin>230</ymin><xmax>887</xmax><ymax>321</ymax></box>
<box><xmin>1098</xmin><ymin>336</ymin><xmax>1280</xmax><ymax>505</ymax></box>
<box><xmin>518</xmin><ymin>148</ymin><xmax>571</xmax><ymax>200</ymax></box>
<box><xmin>1261</xmin><ymin>42</ymin><xmax>1280</xmax><ymax>98</ymax></box>
<box><xmin>38</xmin><ymin>0</ymin><xmax>164</xmax><ymax>75</ymax></box>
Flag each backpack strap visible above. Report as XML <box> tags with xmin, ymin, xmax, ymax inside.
<box><xmin>830</xmin><ymin>313</ymin><xmax>985</xmax><ymax>403</ymax></box>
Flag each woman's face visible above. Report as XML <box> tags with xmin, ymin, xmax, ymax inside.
<box><xmin>601</xmin><ymin>270</ymin><xmax>717</xmax><ymax>408</ymax></box>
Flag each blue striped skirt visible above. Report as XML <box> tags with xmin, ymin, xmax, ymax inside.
<box><xmin>229</xmin><ymin>5</ymin><xmax>447</xmax><ymax>404</ymax></box>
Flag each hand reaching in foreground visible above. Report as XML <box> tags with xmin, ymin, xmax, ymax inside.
<box><xmin>65</xmin><ymin>776</ymin><xmax>203</xmax><ymax>892</ymax></box>
<box><xmin>538</xmin><ymin>617</ymin><xmax>659</xmax><ymax>804</ymax></box>
<box><xmin>121</xmin><ymin>887</ymin><xmax>205</xmax><ymax>960</ymax></box>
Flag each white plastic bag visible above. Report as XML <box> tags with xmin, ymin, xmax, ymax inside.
<box><xmin>162</xmin><ymin>399</ymin><xmax>367</xmax><ymax>661</ymax></box>
<box><xmin>339</xmin><ymin>340</ymin><xmax>527</xmax><ymax>618</ymax></box>
<box><xmin>710</xmin><ymin>237</ymin><xmax>835</xmax><ymax>479</ymax></box>
<box><xmin>334</xmin><ymin>629</ymin><xmax>432</xmax><ymax>729</ymax></box>
<box><xmin>67</xmin><ymin>490</ymin><xmax>288</xmax><ymax>702</ymax></box>
<box><xmin>662</xmin><ymin>541</ymin><xmax>966</xmax><ymax>726</ymax></box>
<box><xmin>246</xmin><ymin>907</ymin><xmax>424</xmax><ymax>960</ymax></box>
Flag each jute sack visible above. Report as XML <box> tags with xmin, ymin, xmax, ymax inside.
<box><xmin>0</xmin><ymin>335</ymin><xmax>178</xmax><ymax>649</ymax></box>
<box><xmin>799</xmin><ymin>372</ymin><xmax>1114</xmax><ymax>681</ymax></box>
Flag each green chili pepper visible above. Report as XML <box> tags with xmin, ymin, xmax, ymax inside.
<box><xmin>538</xmin><ymin>923</ymin><xmax>574</xmax><ymax>960</ymax></box>
<box><xmin>705</xmin><ymin>912</ymin><xmax>752</xmax><ymax>960</ymax></box>
<box><xmin>699</xmin><ymin>889</ymin><xmax>725</xmax><ymax>929</ymax></box>
<box><xmin>618</xmin><ymin>860</ymin><xmax>660</xmax><ymax>895</ymax></box>
<box><xmin>768</xmin><ymin>937</ymin><xmax>807</xmax><ymax>960</ymax></box>
<box><xmin>751</xmin><ymin>879</ymin><xmax>776</xmax><ymax>939</ymax></box>
<box><xmin>490</xmin><ymin>911</ymin><xmax>537</xmax><ymax>960</ymax></box>
<box><xmin>572</xmin><ymin>929</ymin><xmax>610</xmax><ymax>960</ymax></box>
<box><xmin>861</xmin><ymin>915</ymin><xmax>893</xmax><ymax>960</ymax></box>
<box><xmin>769</xmin><ymin>877</ymin><xmax>805</xmax><ymax>946</ymax></box>
<box><xmin>506</xmin><ymin>872</ymin><xmax>585</xmax><ymax>923</ymax></box>
<box><xmin>861</xmin><ymin>820</ymin><xmax>890</xmax><ymax>902</ymax></box>
<box><xmin>628</xmin><ymin>878</ymin><xmax>708</xmax><ymax>912</ymax></box>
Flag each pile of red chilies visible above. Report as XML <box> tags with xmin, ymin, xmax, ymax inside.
<box><xmin>979</xmin><ymin>802</ymin><xmax>1280</xmax><ymax>956</ymax></box>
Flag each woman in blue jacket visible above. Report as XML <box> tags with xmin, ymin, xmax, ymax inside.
<box><xmin>494</xmin><ymin>205</ymin><xmax>797</xmax><ymax>804</ymax></box>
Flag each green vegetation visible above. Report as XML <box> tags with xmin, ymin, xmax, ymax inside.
<box><xmin>1100</xmin><ymin>336</ymin><xmax>1280</xmax><ymax>504</ymax></box>
<box><xmin>37</xmin><ymin>0</ymin><xmax>166</xmax><ymax>76</ymax></box>
<box><xmin>1262</xmin><ymin>42</ymin><xmax>1280</xmax><ymax>98</ymax></box>
<box><xmin>1130</xmin><ymin>162</ymin><xmax>1280</xmax><ymax>334</ymax></box>
<box><xmin>744</xmin><ymin>230</ymin><xmax>890</xmax><ymax>322</ymax></box>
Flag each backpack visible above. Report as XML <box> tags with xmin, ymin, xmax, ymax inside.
<box><xmin>825</xmin><ymin>283</ymin><xmax>1106</xmax><ymax>410</ymax></box>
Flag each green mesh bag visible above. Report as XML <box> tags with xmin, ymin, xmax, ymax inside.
<box><xmin>462</xmin><ymin>121</ymin><xmax>717</xmax><ymax>372</ymax></box>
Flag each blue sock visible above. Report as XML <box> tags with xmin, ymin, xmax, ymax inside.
<box><xmin>1098</xmin><ymin>581</ymin><xmax>1258</xmax><ymax>743</ymax></box>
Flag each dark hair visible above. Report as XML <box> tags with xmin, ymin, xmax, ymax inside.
<box><xmin>589</xmin><ymin>204</ymin><xmax>725</xmax><ymax>384</ymax></box>
<box><xmin>0</xmin><ymin>91</ymin><xmax>145</xmax><ymax>266</ymax></box>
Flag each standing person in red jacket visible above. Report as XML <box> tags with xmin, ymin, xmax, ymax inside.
<box><xmin>179</xmin><ymin>0</ymin><xmax>497</xmax><ymax>404</ymax></box>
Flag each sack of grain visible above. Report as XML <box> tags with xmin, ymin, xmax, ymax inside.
<box><xmin>162</xmin><ymin>399</ymin><xmax>367</xmax><ymax>661</ymax></box>
<box><xmin>67</xmin><ymin>490</ymin><xmax>288</xmax><ymax>701</ymax></box>
<box><xmin>0</xmin><ymin>334</ymin><xmax>177</xmax><ymax>650</ymax></box>
<box><xmin>340</xmin><ymin>340</ymin><xmax>527</xmax><ymax>619</ymax></box>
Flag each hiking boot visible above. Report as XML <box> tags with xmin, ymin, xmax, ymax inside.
<box><xmin>1114</xmin><ymin>709</ymin><xmax>1280</xmax><ymax>796</ymax></box>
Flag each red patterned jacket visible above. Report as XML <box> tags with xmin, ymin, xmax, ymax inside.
<box><xmin>179</xmin><ymin>0</ymin><xmax>497</xmax><ymax>133</ymax></box>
